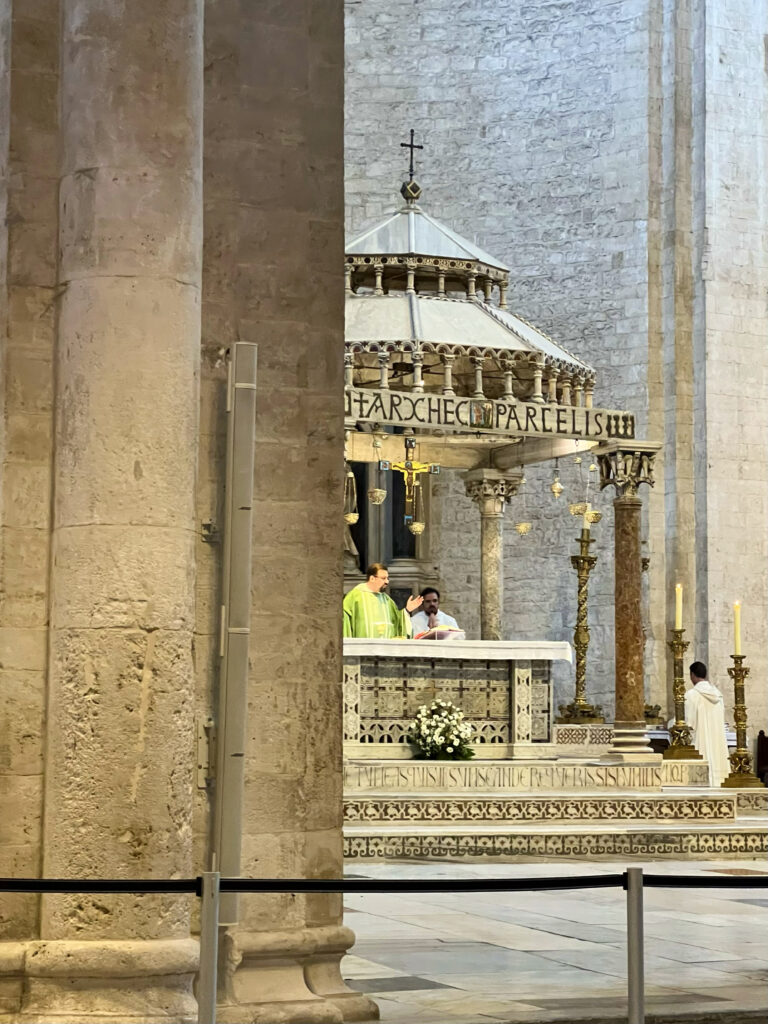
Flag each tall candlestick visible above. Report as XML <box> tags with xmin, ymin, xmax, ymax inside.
<box><xmin>733</xmin><ymin>601</ymin><xmax>741</xmax><ymax>655</ymax></box>
<box><xmin>674</xmin><ymin>583</ymin><xmax>683</xmax><ymax>630</ymax></box>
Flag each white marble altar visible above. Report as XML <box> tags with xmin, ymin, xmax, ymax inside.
<box><xmin>343</xmin><ymin>639</ymin><xmax>572</xmax><ymax>759</ymax></box>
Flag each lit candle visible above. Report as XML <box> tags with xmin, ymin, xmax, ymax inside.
<box><xmin>582</xmin><ymin>503</ymin><xmax>591</xmax><ymax>533</ymax></box>
<box><xmin>674</xmin><ymin>583</ymin><xmax>683</xmax><ymax>630</ymax></box>
<box><xmin>734</xmin><ymin>601</ymin><xmax>741</xmax><ymax>655</ymax></box>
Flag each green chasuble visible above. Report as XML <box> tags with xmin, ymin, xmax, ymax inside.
<box><xmin>343</xmin><ymin>583</ymin><xmax>412</xmax><ymax>639</ymax></box>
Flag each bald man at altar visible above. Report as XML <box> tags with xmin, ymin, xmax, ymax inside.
<box><xmin>343</xmin><ymin>563</ymin><xmax>423</xmax><ymax>638</ymax></box>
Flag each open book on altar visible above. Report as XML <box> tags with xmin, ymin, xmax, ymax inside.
<box><xmin>414</xmin><ymin>627</ymin><xmax>466</xmax><ymax>641</ymax></box>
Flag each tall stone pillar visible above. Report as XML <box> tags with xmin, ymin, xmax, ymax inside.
<box><xmin>464</xmin><ymin>470</ymin><xmax>521</xmax><ymax>641</ymax></box>
<box><xmin>30</xmin><ymin>2</ymin><xmax>204</xmax><ymax>1020</ymax></box>
<box><xmin>0</xmin><ymin>0</ymin><xmax>59</xmax><ymax>970</ymax></box>
<box><xmin>202</xmin><ymin>2</ymin><xmax>375</xmax><ymax>1022</ymax></box>
<box><xmin>598</xmin><ymin>443</ymin><xmax>661</xmax><ymax>759</ymax></box>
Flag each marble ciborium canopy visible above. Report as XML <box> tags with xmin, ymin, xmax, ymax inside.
<box><xmin>343</xmin><ymin>156</ymin><xmax>660</xmax><ymax>760</ymax></box>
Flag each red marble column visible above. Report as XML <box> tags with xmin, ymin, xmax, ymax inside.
<box><xmin>612</xmin><ymin>494</ymin><xmax>652</xmax><ymax>751</ymax></box>
<box><xmin>598</xmin><ymin>443</ymin><xmax>661</xmax><ymax>758</ymax></box>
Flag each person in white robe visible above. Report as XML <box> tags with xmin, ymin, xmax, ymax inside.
<box><xmin>410</xmin><ymin>587</ymin><xmax>464</xmax><ymax>639</ymax></box>
<box><xmin>685</xmin><ymin>661</ymin><xmax>730</xmax><ymax>786</ymax></box>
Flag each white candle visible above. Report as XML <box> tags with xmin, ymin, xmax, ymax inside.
<box><xmin>582</xmin><ymin>503</ymin><xmax>590</xmax><ymax>533</ymax></box>
<box><xmin>734</xmin><ymin>601</ymin><xmax>741</xmax><ymax>655</ymax></box>
<box><xmin>674</xmin><ymin>583</ymin><xmax>682</xmax><ymax>630</ymax></box>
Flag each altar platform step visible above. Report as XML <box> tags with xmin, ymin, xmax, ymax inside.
<box><xmin>344</xmin><ymin>757</ymin><xmax>713</xmax><ymax>793</ymax></box>
<box><xmin>343</xmin><ymin>819</ymin><xmax>768</xmax><ymax>861</ymax></box>
<box><xmin>344</xmin><ymin>790</ymin><xmax>745</xmax><ymax>825</ymax></box>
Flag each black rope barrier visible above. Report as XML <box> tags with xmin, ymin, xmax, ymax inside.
<box><xmin>0</xmin><ymin>878</ymin><xmax>200</xmax><ymax>894</ymax></box>
<box><xmin>218</xmin><ymin>874</ymin><xmax>624</xmax><ymax>893</ymax></box>
<box><xmin>640</xmin><ymin>872</ymin><xmax>768</xmax><ymax>889</ymax></box>
<box><xmin>0</xmin><ymin>870</ymin><xmax>765</xmax><ymax>897</ymax></box>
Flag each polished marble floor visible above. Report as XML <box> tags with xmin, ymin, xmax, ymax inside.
<box><xmin>342</xmin><ymin>860</ymin><xmax>768</xmax><ymax>1023</ymax></box>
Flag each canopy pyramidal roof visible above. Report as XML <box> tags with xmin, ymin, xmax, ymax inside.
<box><xmin>345</xmin><ymin>159</ymin><xmax>592</xmax><ymax>378</ymax></box>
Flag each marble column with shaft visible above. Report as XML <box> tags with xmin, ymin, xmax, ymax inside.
<box><xmin>31</xmin><ymin>2</ymin><xmax>204</xmax><ymax>1021</ymax></box>
<box><xmin>464</xmin><ymin>470</ymin><xmax>522</xmax><ymax>641</ymax></box>
<box><xmin>202</xmin><ymin>1</ymin><xmax>375</xmax><ymax>1022</ymax></box>
<box><xmin>598</xmin><ymin>442</ymin><xmax>661</xmax><ymax>758</ymax></box>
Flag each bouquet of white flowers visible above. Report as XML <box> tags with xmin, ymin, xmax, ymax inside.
<box><xmin>407</xmin><ymin>700</ymin><xmax>475</xmax><ymax>760</ymax></box>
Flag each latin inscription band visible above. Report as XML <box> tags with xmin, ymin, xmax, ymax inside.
<box><xmin>344</xmin><ymin>387</ymin><xmax>635</xmax><ymax>441</ymax></box>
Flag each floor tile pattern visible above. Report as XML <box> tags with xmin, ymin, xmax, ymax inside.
<box><xmin>342</xmin><ymin>859</ymin><xmax>768</xmax><ymax>1022</ymax></box>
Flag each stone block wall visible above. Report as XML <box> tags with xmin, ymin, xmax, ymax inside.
<box><xmin>698</xmin><ymin>0</ymin><xmax>768</xmax><ymax>728</ymax></box>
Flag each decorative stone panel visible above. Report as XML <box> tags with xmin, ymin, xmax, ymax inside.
<box><xmin>343</xmin><ymin>654</ymin><xmax>552</xmax><ymax>753</ymax></box>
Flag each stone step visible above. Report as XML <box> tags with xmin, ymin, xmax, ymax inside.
<box><xmin>344</xmin><ymin>758</ymin><xmax>710</xmax><ymax>793</ymax></box>
<box><xmin>344</xmin><ymin>820</ymin><xmax>768</xmax><ymax>861</ymax></box>
<box><xmin>344</xmin><ymin>791</ymin><xmax>739</xmax><ymax>825</ymax></box>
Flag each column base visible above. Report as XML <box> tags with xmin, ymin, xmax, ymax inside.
<box><xmin>218</xmin><ymin>924</ymin><xmax>378</xmax><ymax>1024</ymax></box>
<box><xmin>601</xmin><ymin>721</ymin><xmax>661</xmax><ymax>763</ymax></box>
<box><xmin>555</xmin><ymin>701</ymin><xmax>605</xmax><ymax>725</ymax></box>
<box><xmin>0</xmin><ymin>937</ymin><xmax>198</xmax><ymax>1023</ymax></box>
<box><xmin>663</xmin><ymin>744</ymin><xmax>703</xmax><ymax>761</ymax></box>
<box><xmin>663</xmin><ymin>723</ymin><xmax>703</xmax><ymax>761</ymax></box>
<box><xmin>721</xmin><ymin>773</ymin><xmax>767</xmax><ymax>790</ymax></box>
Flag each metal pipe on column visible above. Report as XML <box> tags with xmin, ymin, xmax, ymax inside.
<box><xmin>197</xmin><ymin>870</ymin><xmax>222</xmax><ymax>1024</ymax></box>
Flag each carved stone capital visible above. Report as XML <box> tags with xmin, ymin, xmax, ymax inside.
<box><xmin>464</xmin><ymin>469</ymin><xmax>523</xmax><ymax>517</ymax></box>
<box><xmin>596</xmin><ymin>441</ymin><xmax>661</xmax><ymax>499</ymax></box>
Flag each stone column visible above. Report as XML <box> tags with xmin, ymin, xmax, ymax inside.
<box><xmin>32</xmin><ymin>2</ymin><xmax>203</xmax><ymax>1020</ymax></box>
<box><xmin>597</xmin><ymin>442</ymin><xmax>661</xmax><ymax>759</ymax></box>
<box><xmin>202</xmin><ymin>1</ymin><xmax>375</xmax><ymax>1022</ymax></box>
<box><xmin>0</xmin><ymin>0</ymin><xmax>59</xmax><ymax>973</ymax></box>
<box><xmin>464</xmin><ymin>470</ymin><xmax>521</xmax><ymax>641</ymax></box>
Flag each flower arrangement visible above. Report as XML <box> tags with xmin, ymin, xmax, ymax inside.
<box><xmin>407</xmin><ymin>700</ymin><xmax>475</xmax><ymax>760</ymax></box>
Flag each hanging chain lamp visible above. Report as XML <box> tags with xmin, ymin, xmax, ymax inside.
<box><xmin>585</xmin><ymin>462</ymin><xmax>601</xmax><ymax>524</ymax></box>
<box><xmin>343</xmin><ymin>462</ymin><xmax>359</xmax><ymax>525</ymax></box>
<box><xmin>550</xmin><ymin>457</ymin><xmax>564</xmax><ymax>499</ymax></box>
<box><xmin>368</xmin><ymin>433</ymin><xmax>387</xmax><ymax>505</ymax></box>
<box><xmin>514</xmin><ymin>470</ymin><xmax>532</xmax><ymax>535</ymax></box>
<box><xmin>408</xmin><ymin>477</ymin><xmax>426</xmax><ymax>535</ymax></box>
<box><xmin>568</xmin><ymin>454</ymin><xmax>587</xmax><ymax>517</ymax></box>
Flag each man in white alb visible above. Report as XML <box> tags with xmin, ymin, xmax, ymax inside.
<box><xmin>684</xmin><ymin>661</ymin><xmax>730</xmax><ymax>786</ymax></box>
<box><xmin>409</xmin><ymin>587</ymin><xmax>463</xmax><ymax>639</ymax></box>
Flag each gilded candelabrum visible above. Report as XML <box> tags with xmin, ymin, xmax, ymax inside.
<box><xmin>663</xmin><ymin>628</ymin><xmax>702</xmax><ymax>761</ymax></box>
<box><xmin>557</xmin><ymin>528</ymin><xmax>605</xmax><ymax>724</ymax></box>
<box><xmin>721</xmin><ymin>654</ymin><xmax>765</xmax><ymax>788</ymax></box>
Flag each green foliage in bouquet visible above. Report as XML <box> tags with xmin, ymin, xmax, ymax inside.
<box><xmin>407</xmin><ymin>700</ymin><xmax>475</xmax><ymax>760</ymax></box>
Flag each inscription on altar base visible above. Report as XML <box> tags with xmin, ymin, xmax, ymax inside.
<box><xmin>344</xmin><ymin>760</ymin><xmax>708</xmax><ymax>792</ymax></box>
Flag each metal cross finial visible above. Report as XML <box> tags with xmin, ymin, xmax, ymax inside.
<box><xmin>400</xmin><ymin>128</ymin><xmax>423</xmax><ymax>180</ymax></box>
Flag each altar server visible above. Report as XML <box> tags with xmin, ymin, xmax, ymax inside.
<box><xmin>410</xmin><ymin>587</ymin><xmax>463</xmax><ymax>638</ymax></box>
<box><xmin>685</xmin><ymin>661</ymin><xmax>730</xmax><ymax>786</ymax></box>
<box><xmin>343</xmin><ymin>563</ymin><xmax>422</xmax><ymax>638</ymax></box>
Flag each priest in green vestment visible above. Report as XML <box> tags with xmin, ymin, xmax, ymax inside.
<box><xmin>343</xmin><ymin>563</ymin><xmax>423</xmax><ymax>638</ymax></box>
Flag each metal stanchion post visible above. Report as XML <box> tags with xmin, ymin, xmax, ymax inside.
<box><xmin>626</xmin><ymin>867</ymin><xmax>645</xmax><ymax>1024</ymax></box>
<box><xmin>197</xmin><ymin>871</ymin><xmax>221</xmax><ymax>1024</ymax></box>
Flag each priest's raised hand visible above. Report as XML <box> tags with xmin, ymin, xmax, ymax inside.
<box><xmin>406</xmin><ymin>593</ymin><xmax>424</xmax><ymax>614</ymax></box>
